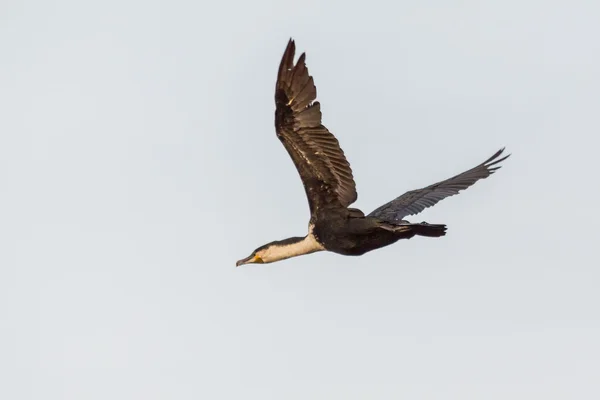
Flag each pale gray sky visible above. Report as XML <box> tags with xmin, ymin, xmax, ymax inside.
<box><xmin>1</xmin><ymin>1</ymin><xmax>598</xmax><ymax>399</ymax></box>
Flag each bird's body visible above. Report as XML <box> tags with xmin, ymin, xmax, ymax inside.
<box><xmin>236</xmin><ymin>39</ymin><xmax>509</xmax><ymax>266</ymax></box>
<box><xmin>311</xmin><ymin>209</ymin><xmax>445</xmax><ymax>256</ymax></box>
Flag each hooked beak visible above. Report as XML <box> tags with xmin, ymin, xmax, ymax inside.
<box><xmin>236</xmin><ymin>254</ymin><xmax>263</xmax><ymax>267</ymax></box>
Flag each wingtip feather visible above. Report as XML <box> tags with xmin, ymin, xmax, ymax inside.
<box><xmin>483</xmin><ymin>147</ymin><xmax>511</xmax><ymax>168</ymax></box>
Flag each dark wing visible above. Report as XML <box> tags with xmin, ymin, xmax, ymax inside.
<box><xmin>368</xmin><ymin>148</ymin><xmax>510</xmax><ymax>222</ymax></box>
<box><xmin>275</xmin><ymin>39</ymin><xmax>357</xmax><ymax>215</ymax></box>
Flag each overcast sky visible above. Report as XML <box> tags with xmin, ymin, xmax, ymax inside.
<box><xmin>1</xmin><ymin>1</ymin><xmax>599</xmax><ymax>399</ymax></box>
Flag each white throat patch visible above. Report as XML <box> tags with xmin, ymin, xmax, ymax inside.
<box><xmin>259</xmin><ymin>227</ymin><xmax>325</xmax><ymax>263</ymax></box>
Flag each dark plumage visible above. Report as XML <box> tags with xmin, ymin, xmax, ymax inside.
<box><xmin>368</xmin><ymin>148</ymin><xmax>509</xmax><ymax>222</ymax></box>
<box><xmin>275</xmin><ymin>41</ymin><xmax>357</xmax><ymax>213</ymax></box>
<box><xmin>236</xmin><ymin>39</ymin><xmax>510</xmax><ymax>266</ymax></box>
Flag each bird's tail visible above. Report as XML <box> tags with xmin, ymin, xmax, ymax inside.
<box><xmin>379</xmin><ymin>221</ymin><xmax>447</xmax><ymax>238</ymax></box>
<box><xmin>411</xmin><ymin>222</ymin><xmax>447</xmax><ymax>237</ymax></box>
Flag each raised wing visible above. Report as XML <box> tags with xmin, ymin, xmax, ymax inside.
<box><xmin>274</xmin><ymin>39</ymin><xmax>357</xmax><ymax>215</ymax></box>
<box><xmin>368</xmin><ymin>148</ymin><xmax>510</xmax><ymax>222</ymax></box>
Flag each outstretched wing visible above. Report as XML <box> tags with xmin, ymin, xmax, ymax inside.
<box><xmin>275</xmin><ymin>39</ymin><xmax>357</xmax><ymax>215</ymax></box>
<box><xmin>368</xmin><ymin>148</ymin><xmax>510</xmax><ymax>222</ymax></box>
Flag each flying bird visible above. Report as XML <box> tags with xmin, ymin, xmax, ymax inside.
<box><xmin>236</xmin><ymin>39</ymin><xmax>509</xmax><ymax>266</ymax></box>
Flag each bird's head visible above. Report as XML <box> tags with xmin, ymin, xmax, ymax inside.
<box><xmin>235</xmin><ymin>245</ymin><xmax>267</xmax><ymax>267</ymax></box>
<box><xmin>236</xmin><ymin>240</ymin><xmax>289</xmax><ymax>267</ymax></box>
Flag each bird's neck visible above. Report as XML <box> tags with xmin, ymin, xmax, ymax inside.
<box><xmin>263</xmin><ymin>234</ymin><xmax>325</xmax><ymax>263</ymax></box>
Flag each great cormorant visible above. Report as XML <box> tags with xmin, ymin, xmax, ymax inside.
<box><xmin>236</xmin><ymin>39</ymin><xmax>509</xmax><ymax>266</ymax></box>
